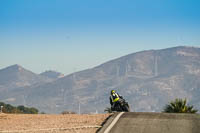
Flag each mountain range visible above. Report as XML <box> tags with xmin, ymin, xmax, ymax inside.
<box><xmin>0</xmin><ymin>64</ymin><xmax>52</xmax><ymax>91</ymax></box>
<box><xmin>0</xmin><ymin>46</ymin><xmax>200</xmax><ymax>114</ymax></box>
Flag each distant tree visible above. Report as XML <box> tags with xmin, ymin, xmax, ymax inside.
<box><xmin>0</xmin><ymin>102</ymin><xmax>39</xmax><ymax>114</ymax></box>
<box><xmin>104</xmin><ymin>107</ymin><xmax>112</xmax><ymax>113</ymax></box>
<box><xmin>18</xmin><ymin>106</ymin><xmax>38</xmax><ymax>114</ymax></box>
<box><xmin>163</xmin><ymin>98</ymin><xmax>198</xmax><ymax>113</ymax></box>
<box><xmin>61</xmin><ymin>111</ymin><xmax>76</xmax><ymax>115</ymax></box>
<box><xmin>11</xmin><ymin>108</ymin><xmax>21</xmax><ymax>114</ymax></box>
<box><xmin>40</xmin><ymin>112</ymin><xmax>46</xmax><ymax>114</ymax></box>
<box><xmin>28</xmin><ymin>107</ymin><xmax>39</xmax><ymax>114</ymax></box>
<box><xmin>17</xmin><ymin>105</ymin><xmax>26</xmax><ymax>113</ymax></box>
<box><xmin>0</xmin><ymin>102</ymin><xmax>18</xmax><ymax>113</ymax></box>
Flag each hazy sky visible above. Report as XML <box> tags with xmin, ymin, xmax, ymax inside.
<box><xmin>1</xmin><ymin>0</ymin><xmax>200</xmax><ymax>75</ymax></box>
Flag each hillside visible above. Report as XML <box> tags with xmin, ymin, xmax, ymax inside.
<box><xmin>40</xmin><ymin>70</ymin><xmax>64</xmax><ymax>80</ymax></box>
<box><xmin>0</xmin><ymin>64</ymin><xmax>52</xmax><ymax>91</ymax></box>
<box><xmin>0</xmin><ymin>46</ymin><xmax>200</xmax><ymax>113</ymax></box>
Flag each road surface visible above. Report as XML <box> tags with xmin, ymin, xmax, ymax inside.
<box><xmin>98</xmin><ymin>112</ymin><xmax>200</xmax><ymax>133</ymax></box>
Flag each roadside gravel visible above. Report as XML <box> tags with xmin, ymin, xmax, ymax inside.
<box><xmin>0</xmin><ymin>113</ymin><xmax>110</xmax><ymax>133</ymax></box>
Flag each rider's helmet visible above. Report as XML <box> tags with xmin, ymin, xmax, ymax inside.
<box><xmin>111</xmin><ymin>90</ymin><xmax>115</xmax><ymax>95</ymax></box>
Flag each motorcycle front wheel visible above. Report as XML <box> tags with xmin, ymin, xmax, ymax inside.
<box><xmin>123</xmin><ymin>104</ymin><xmax>130</xmax><ymax>112</ymax></box>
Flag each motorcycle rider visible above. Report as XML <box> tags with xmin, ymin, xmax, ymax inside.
<box><xmin>110</xmin><ymin>90</ymin><xmax>123</xmax><ymax>111</ymax></box>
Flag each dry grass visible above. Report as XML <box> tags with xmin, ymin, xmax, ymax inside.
<box><xmin>0</xmin><ymin>113</ymin><xmax>110</xmax><ymax>133</ymax></box>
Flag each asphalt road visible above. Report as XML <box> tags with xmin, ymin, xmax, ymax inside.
<box><xmin>99</xmin><ymin>112</ymin><xmax>200</xmax><ymax>133</ymax></box>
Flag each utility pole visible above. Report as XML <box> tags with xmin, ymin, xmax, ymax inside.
<box><xmin>154</xmin><ymin>55</ymin><xmax>158</xmax><ymax>77</ymax></box>
<box><xmin>23</xmin><ymin>95</ymin><xmax>26</xmax><ymax>106</ymax></box>
<box><xmin>73</xmin><ymin>68</ymin><xmax>77</xmax><ymax>82</ymax></box>
<box><xmin>78</xmin><ymin>102</ymin><xmax>81</xmax><ymax>114</ymax></box>
<box><xmin>117</xmin><ymin>65</ymin><xmax>120</xmax><ymax>77</ymax></box>
<box><xmin>126</xmin><ymin>60</ymin><xmax>129</xmax><ymax>76</ymax></box>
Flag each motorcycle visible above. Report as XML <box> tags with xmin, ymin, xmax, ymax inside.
<box><xmin>111</xmin><ymin>98</ymin><xmax>130</xmax><ymax>112</ymax></box>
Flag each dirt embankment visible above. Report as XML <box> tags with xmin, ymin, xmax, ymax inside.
<box><xmin>0</xmin><ymin>113</ymin><xmax>110</xmax><ymax>133</ymax></box>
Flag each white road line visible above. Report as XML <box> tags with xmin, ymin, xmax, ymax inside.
<box><xmin>104</xmin><ymin>112</ymin><xmax>124</xmax><ymax>133</ymax></box>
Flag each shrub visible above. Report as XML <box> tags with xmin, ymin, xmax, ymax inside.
<box><xmin>104</xmin><ymin>107</ymin><xmax>112</xmax><ymax>113</ymax></box>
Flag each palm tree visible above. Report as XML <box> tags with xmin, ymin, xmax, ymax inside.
<box><xmin>163</xmin><ymin>98</ymin><xmax>198</xmax><ymax>113</ymax></box>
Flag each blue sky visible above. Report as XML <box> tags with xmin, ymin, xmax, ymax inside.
<box><xmin>0</xmin><ymin>0</ymin><xmax>200</xmax><ymax>74</ymax></box>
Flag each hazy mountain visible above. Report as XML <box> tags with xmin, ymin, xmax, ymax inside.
<box><xmin>0</xmin><ymin>64</ymin><xmax>52</xmax><ymax>92</ymax></box>
<box><xmin>1</xmin><ymin>46</ymin><xmax>200</xmax><ymax>114</ymax></box>
<box><xmin>40</xmin><ymin>70</ymin><xmax>64</xmax><ymax>80</ymax></box>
